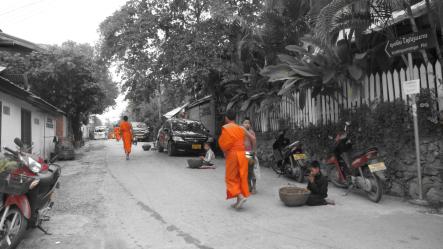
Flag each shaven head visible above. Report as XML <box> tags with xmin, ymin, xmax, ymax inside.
<box><xmin>224</xmin><ymin>109</ymin><xmax>236</xmax><ymax>123</ymax></box>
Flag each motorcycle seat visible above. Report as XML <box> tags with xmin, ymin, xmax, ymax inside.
<box><xmin>37</xmin><ymin>171</ymin><xmax>55</xmax><ymax>187</ymax></box>
<box><xmin>351</xmin><ymin>147</ymin><xmax>378</xmax><ymax>159</ymax></box>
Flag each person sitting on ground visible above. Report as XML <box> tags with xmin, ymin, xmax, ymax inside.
<box><xmin>187</xmin><ymin>143</ymin><xmax>216</xmax><ymax>169</ymax></box>
<box><xmin>306</xmin><ymin>161</ymin><xmax>335</xmax><ymax>206</ymax></box>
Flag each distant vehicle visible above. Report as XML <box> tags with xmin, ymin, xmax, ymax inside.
<box><xmin>157</xmin><ymin>118</ymin><xmax>214</xmax><ymax>156</ymax></box>
<box><xmin>131</xmin><ymin>122</ymin><xmax>150</xmax><ymax>142</ymax></box>
<box><xmin>93</xmin><ymin>126</ymin><xmax>108</xmax><ymax>140</ymax></box>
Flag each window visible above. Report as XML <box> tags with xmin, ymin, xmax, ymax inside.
<box><xmin>3</xmin><ymin>106</ymin><xmax>10</xmax><ymax>115</ymax></box>
<box><xmin>46</xmin><ymin>117</ymin><xmax>54</xmax><ymax>128</ymax></box>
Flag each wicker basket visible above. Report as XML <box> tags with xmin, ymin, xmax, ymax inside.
<box><xmin>187</xmin><ymin>159</ymin><xmax>203</xmax><ymax>169</ymax></box>
<box><xmin>279</xmin><ymin>186</ymin><xmax>311</xmax><ymax>207</ymax></box>
<box><xmin>142</xmin><ymin>144</ymin><xmax>151</xmax><ymax>151</ymax></box>
<box><xmin>0</xmin><ymin>172</ymin><xmax>34</xmax><ymax>195</ymax></box>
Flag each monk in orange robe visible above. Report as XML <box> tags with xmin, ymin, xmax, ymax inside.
<box><xmin>114</xmin><ymin>125</ymin><xmax>121</xmax><ymax>141</ymax></box>
<box><xmin>219</xmin><ymin>109</ymin><xmax>256</xmax><ymax>209</ymax></box>
<box><xmin>119</xmin><ymin>116</ymin><xmax>133</xmax><ymax>160</ymax></box>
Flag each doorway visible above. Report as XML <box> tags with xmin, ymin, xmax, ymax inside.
<box><xmin>21</xmin><ymin>109</ymin><xmax>32</xmax><ymax>149</ymax></box>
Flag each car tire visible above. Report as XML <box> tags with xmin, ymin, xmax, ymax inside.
<box><xmin>167</xmin><ymin>141</ymin><xmax>176</xmax><ymax>156</ymax></box>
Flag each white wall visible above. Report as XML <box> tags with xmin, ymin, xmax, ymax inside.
<box><xmin>187</xmin><ymin>101</ymin><xmax>215</xmax><ymax>136</ymax></box>
<box><xmin>0</xmin><ymin>92</ymin><xmax>56</xmax><ymax>159</ymax></box>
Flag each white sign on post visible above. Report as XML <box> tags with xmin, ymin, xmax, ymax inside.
<box><xmin>403</xmin><ymin>79</ymin><xmax>420</xmax><ymax>95</ymax></box>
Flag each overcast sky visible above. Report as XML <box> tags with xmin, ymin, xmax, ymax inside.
<box><xmin>0</xmin><ymin>0</ymin><xmax>129</xmax><ymax>123</ymax></box>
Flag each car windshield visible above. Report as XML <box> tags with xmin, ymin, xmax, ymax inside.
<box><xmin>172</xmin><ymin>121</ymin><xmax>205</xmax><ymax>133</ymax></box>
<box><xmin>132</xmin><ymin>122</ymin><xmax>147</xmax><ymax>129</ymax></box>
<box><xmin>95</xmin><ymin>127</ymin><xmax>106</xmax><ymax>132</ymax></box>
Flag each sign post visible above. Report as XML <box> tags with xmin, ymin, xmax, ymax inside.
<box><xmin>386</xmin><ymin>31</ymin><xmax>435</xmax><ymax>205</ymax></box>
<box><xmin>403</xmin><ymin>73</ymin><xmax>425</xmax><ymax>202</ymax></box>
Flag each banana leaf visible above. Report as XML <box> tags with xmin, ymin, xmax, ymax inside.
<box><xmin>240</xmin><ymin>98</ymin><xmax>252</xmax><ymax>111</ymax></box>
<box><xmin>277</xmin><ymin>54</ymin><xmax>299</xmax><ymax>65</ymax></box>
<box><xmin>285</xmin><ymin>45</ymin><xmax>310</xmax><ymax>55</ymax></box>
<box><xmin>260</xmin><ymin>64</ymin><xmax>296</xmax><ymax>82</ymax></box>
<box><xmin>347</xmin><ymin>65</ymin><xmax>363</xmax><ymax>81</ymax></box>
<box><xmin>278</xmin><ymin>78</ymin><xmax>299</xmax><ymax>96</ymax></box>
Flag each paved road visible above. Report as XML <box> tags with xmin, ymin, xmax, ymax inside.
<box><xmin>18</xmin><ymin>140</ymin><xmax>443</xmax><ymax>249</ymax></box>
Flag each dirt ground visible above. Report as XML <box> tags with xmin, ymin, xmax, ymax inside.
<box><xmin>17</xmin><ymin>140</ymin><xmax>443</xmax><ymax>249</ymax></box>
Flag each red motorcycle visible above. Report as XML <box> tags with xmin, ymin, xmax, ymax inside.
<box><xmin>0</xmin><ymin>138</ymin><xmax>61</xmax><ymax>249</ymax></box>
<box><xmin>326</xmin><ymin>122</ymin><xmax>386</xmax><ymax>203</ymax></box>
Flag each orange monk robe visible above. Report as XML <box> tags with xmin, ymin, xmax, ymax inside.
<box><xmin>119</xmin><ymin>121</ymin><xmax>133</xmax><ymax>154</ymax></box>
<box><xmin>114</xmin><ymin>127</ymin><xmax>121</xmax><ymax>141</ymax></box>
<box><xmin>218</xmin><ymin>123</ymin><xmax>250</xmax><ymax>199</ymax></box>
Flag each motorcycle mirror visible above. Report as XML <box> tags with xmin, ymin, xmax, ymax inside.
<box><xmin>14</xmin><ymin>138</ymin><xmax>23</xmax><ymax>147</ymax></box>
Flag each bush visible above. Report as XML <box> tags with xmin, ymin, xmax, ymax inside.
<box><xmin>285</xmin><ymin>90</ymin><xmax>442</xmax><ymax>166</ymax></box>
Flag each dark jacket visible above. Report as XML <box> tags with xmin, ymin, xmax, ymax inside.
<box><xmin>307</xmin><ymin>172</ymin><xmax>328</xmax><ymax>198</ymax></box>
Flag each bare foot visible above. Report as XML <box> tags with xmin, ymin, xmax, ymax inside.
<box><xmin>235</xmin><ymin>197</ymin><xmax>247</xmax><ymax>209</ymax></box>
<box><xmin>231</xmin><ymin>197</ymin><xmax>240</xmax><ymax>208</ymax></box>
<box><xmin>251</xmin><ymin>187</ymin><xmax>257</xmax><ymax>194</ymax></box>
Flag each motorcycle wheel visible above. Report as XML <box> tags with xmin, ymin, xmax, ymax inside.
<box><xmin>366</xmin><ymin>174</ymin><xmax>383</xmax><ymax>203</ymax></box>
<box><xmin>328</xmin><ymin>166</ymin><xmax>348</xmax><ymax>188</ymax></box>
<box><xmin>293</xmin><ymin>160</ymin><xmax>305</xmax><ymax>183</ymax></box>
<box><xmin>0</xmin><ymin>207</ymin><xmax>28</xmax><ymax>249</ymax></box>
<box><xmin>271</xmin><ymin>161</ymin><xmax>284</xmax><ymax>175</ymax></box>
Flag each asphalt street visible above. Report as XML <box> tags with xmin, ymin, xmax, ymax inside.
<box><xmin>17</xmin><ymin>140</ymin><xmax>443</xmax><ymax>249</ymax></box>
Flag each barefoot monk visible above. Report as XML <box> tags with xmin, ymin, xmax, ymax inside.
<box><xmin>218</xmin><ymin>109</ymin><xmax>255</xmax><ymax>209</ymax></box>
<box><xmin>114</xmin><ymin>124</ymin><xmax>121</xmax><ymax>142</ymax></box>
<box><xmin>119</xmin><ymin>116</ymin><xmax>133</xmax><ymax>160</ymax></box>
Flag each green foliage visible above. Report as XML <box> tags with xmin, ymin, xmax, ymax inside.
<box><xmin>261</xmin><ymin>36</ymin><xmax>367</xmax><ymax>109</ymax></box>
<box><xmin>285</xmin><ymin>96</ymin><xmax>442</xmax><ymax>166</ymax></box>
<box><xmin>313</xmin><ymin>0</ymin><xmax>402</xmax><ymax>46</ymax></box>
<box><xmin>98</xmin><ymin>0</ymin><xmax>313</xmax><ymax>119</ymax></box>
<box><xmin>0</xmin><ymin>42</ymin><xmax>118</xmax><ymax>141</ymax></box>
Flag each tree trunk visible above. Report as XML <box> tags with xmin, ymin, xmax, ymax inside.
<box><xmin>403</xmin><ymin>0</ymin><xmax>429</xmax><ymax>64</ymax></box>
<box><xmin>425</xmin><ymin>0</ymin><xmax>443</xmax><ymax>62</ymax></box>
<box><xmin>70</xmin><ymin>115</ymin><xmax>83</xmax><ymax>148</ymax></box>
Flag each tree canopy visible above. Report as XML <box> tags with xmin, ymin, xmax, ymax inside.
<box><xmin>99</xmin><ymin>0</ymin><xmax>437</xmax><ymax>128</ymax></box>
<box><xmin>0</xmin><ymin>41</ymin><xmax>118</xmax><ymax>141</ymax></box>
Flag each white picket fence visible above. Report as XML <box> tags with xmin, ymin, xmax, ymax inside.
<box><xmin>243</xmin><ymin>60</ymin><xmax>443</xmax><ymax>133</ymax></box>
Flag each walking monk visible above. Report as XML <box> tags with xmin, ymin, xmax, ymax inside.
<box><xmin>114</xmin><ymin>124</ymin><xmax>121</xmax><ymax>142</ymax></box>
<box><xmin>218</xmin><ymin>109</ymin><xmax>256</xmax><ymax>209</ymax></box>
<box><xmin>119</xmin><ymin>116</ymin><xmax>133</xmax><ymax>160</ymax></box>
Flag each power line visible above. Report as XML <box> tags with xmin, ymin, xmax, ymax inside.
<box><xmin>0</xmin><ymin>0</ymin><xmax>48</xmax><ymax>17</ymax></box>
<box><xmin>5</xmin><ymin>0</ymin><xmax>56</xmax><ymax>27</ymax></box>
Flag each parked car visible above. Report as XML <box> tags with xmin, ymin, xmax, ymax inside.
<box><xmin>132</xmin><ymin>122</ymin><xmax>150</xmax><ymax>142</ymax></box>
<box><xmin>93</xmin><ymin>126</ymin><xmax>108</xmax><ymax>140</ymax></box>
<box><xmin>157</xmin><ymin>118</ymin><xmax>214</xmax><ymax>156</ymax></box>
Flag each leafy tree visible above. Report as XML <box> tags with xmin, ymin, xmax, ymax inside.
<box><xmin>0</xmin><ymin>42</ymin><xmax>118</xmax><ymax>142</ymax></box>
<box><xmin>98</xmin><ymin>0</ymin><xmax>313</xmax><ymax>121</ymax></box>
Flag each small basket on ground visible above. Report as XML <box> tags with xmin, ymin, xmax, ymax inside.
<box><xmin>0</xmin><ymin>171</ymin><xmax>35</xmax><ymax>195</ymax></box>
<box><xmin>142</xmin><ymin>144</ymin><xmax>151</xmax><ymax>151</ymax></box>
<box><xmin>187</xmin><ymin>159</ymin><xmax>203</xmax><ymax>169</ymax></box>
<box><xmin>279</xmin><ymin>185</ymin><xmax>311</xmax><ymax>207</ymax></box>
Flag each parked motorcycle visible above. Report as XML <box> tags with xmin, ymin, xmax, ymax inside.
<box><xmin>326</xmin><ymin>122</ymin><xmax>386</xmax><ymax>203</ymax></box>
<box><xmin>0</xmin><ymin>138</ymin><xmax>61</xmax><ymax>249</ymax></box>
<box><xmin>271</xmin><ymin>131</ymin><xmax>308</xmax><ymax>182</ymax></box>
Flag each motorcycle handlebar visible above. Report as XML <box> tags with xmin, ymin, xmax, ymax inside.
<box><xmin>4</xmin><ymin>147</ymin><xmax>18</xmax><ymax>155</ymax></box>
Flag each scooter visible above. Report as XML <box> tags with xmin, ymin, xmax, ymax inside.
<box><xmin>326</xmin><ymin>122</ymin><xmax>386</xmax><ymax>203</ymax></box>
<box><xmin>0</xmin><ymin>138</ymin><xmax>61</xmax><ymax>249</ymax></box>
<box><xmin>271</xmin><ymin>131</ymin><xmax>308</xmax><ymax>182</ymax></box>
